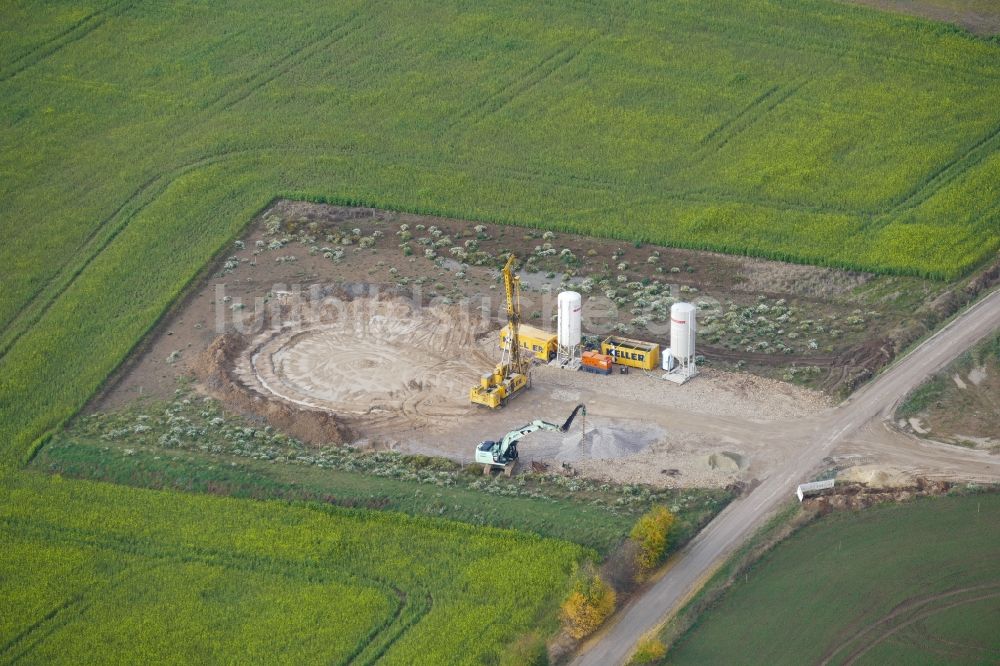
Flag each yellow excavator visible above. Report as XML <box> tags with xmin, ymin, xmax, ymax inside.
<box><xmin>470</xmin><ymin>254</ymin><xmax>529</xmax><ymax>408</ymax></box>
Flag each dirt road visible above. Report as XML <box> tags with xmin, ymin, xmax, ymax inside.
<box><xmin>571</xmin><ymin>288</ymin><xmax>1000</xmax><ymax>666</ymax></box>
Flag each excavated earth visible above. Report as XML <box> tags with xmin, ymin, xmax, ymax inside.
<box><xmin>93</xmin><ymin>203</ymin><xmax>999</xmax><ymax>489</ymax></box>
<box><xmin>207</xmin><ymin>294</ymin><xmax>831</xmax><ymax>488</ymax></box>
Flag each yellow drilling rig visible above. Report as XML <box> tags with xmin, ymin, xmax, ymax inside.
<box><xmin>470</xmin><ymin>254</ymin><xmax>530</xmax><ymax>408</ymax></box>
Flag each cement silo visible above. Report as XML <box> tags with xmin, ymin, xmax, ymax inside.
<box><xmin>555</xmin><ymin>291</ymin><xmax>582</xmax><ymax>368</ymax></box>
<box><xmin>666</xmin><ymin>302</ymin><xmax>697</xmax><ymax>382</ymax></box>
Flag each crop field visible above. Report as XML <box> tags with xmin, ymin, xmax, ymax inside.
<box><xmin>0</xmin><ymin>470</ymin><xmax>585</xmax><ymax>664</ymax></box>
<box><xmin>2</xmin><ymin>1</ymin><xmax>999</xmax><ymax>661</ymax></box>
<box><xmin>3</xmin><ymin>0</ymin><xmax>1000</xmax><ymax>466</ymax></box>
<box><xmin>1</xmin><ymin>0</ymin><xmax>999</xmax><ymax>482</ymax></box>
<box><xmin>666</xmin><ymin>493</ymin><xmax>1000</xmax><ymax>664</ymax></box>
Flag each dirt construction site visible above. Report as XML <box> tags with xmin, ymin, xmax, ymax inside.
<box><xmin>98</xmin><ymin>202</ymin><xmax>1000</xmax><ymax>490</ymax></box>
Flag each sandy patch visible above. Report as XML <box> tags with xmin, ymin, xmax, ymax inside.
<box><xmin>837</xmin><ymin>465</ymin><xmax>916</xmax><ymax>489</ymax></box>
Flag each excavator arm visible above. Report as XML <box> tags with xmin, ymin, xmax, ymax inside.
<box><xmin>559</xmin><ymin>404</ymin><xmax>586</xmax><ymax>432</ymax></box>
<box><xmin>475</xmin><ymin>404</ymin><xmax>586</xmax><ymax>467</ymax></box>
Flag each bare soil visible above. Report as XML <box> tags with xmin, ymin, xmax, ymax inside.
<box><xmin>100</xmin><ymin>200</ymin><xmax>996</xmax><ymax>404</ymax></box>
<box><xmin>219</xmin><ymin>291</ymin><xmax>827</xmax><ymax>488</ymax></box>
<box><xmin>841</xmin><ymin>0</ymin><xmax>1000</xmax><ymax>36</ymax></box>
<box><xmin>92</xmin><ymin>202</ymin><xmax>996</xmax><ymax>489</ymax></box>
<box><xmin>897</xmin><ymin>348</ymin><xmax>1000</xmax><ymax>452</ymax></box>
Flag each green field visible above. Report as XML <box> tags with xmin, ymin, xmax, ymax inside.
<box><xmin>3</xmin><ymin>0</ymin><xmax>1000</xmax><ymax>469</ymax></box>
<box><xmin>666</xmin><ymin>493</ymin><xmax>1000</xmax><ymax>664</ymax></box>
<box><xmin>2</xmin><ymin>0</ymin><xmax>1000</xmax><ymax>461</ymax></box>
<box><xmin>2</xmin><ymin>1</ymin><xmax>1000</xmax><ymax>661</ymax></box>
<box><xmin>0</xmin><ymin>470</ymin><xmax>585</xmax><ymax>664</ymax></box>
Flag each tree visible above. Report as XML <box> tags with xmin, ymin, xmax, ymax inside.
<box><xmin>561</xmin><ymin>570</ymin><xmax>616</xmax><ymax>639</ymax></box>
<box><xmin>630</xmin><ymin>505</ymin><xmax>676</xmax><ymax>575</ymax></box>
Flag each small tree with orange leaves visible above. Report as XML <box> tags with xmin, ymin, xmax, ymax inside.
<box><xmin>630</xmin><ymin>505</ymin><xmax>676</xmax><ymax>576</ymax></box>
<box><xmin>560</xmin><ymin>568</ymin><xmax>616</xmax><ymax>639</ymax></box>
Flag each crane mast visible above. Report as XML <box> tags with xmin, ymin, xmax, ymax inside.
<box><xmin>469</xmin><ymin>254</ymin><xmax>530</xmax><ymax>408</ymax></box>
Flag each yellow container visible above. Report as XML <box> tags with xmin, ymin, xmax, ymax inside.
<box><xmin>600</xmin><ymin>336</ymin><xmax>660</xmax><ymax>370</ymax></box>
<box><xmin>499</xmin><ymin>324</ymin><xmax>557</xmax><ymax>362</ymax></box>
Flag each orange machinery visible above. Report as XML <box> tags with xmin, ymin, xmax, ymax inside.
<box><xmin>580</xmin><ymin>350</ymin><xmax>612</xmax><ymax>375</ymax></box>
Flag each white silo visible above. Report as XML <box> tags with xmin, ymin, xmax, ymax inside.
<box><xmin>555</xmin><ymin>291</ymin><xmax>582</xmax><ymax>368</ymax></box>
<box><xmin>557</xmin><ymin>291</ymin><xmax>582</xmax><ymax>348</ymax></box>
<box><xmin>667</xmin><ymin>302</ymin><xmax>698</xmax><ymax>381</ymax></box>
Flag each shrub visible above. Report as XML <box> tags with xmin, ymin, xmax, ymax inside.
<box><xmin>501</xmin><ymin>632</ymin><xmax>548</xmax><ymax>666</ymax></box>
<box><xmin>631</xmin><ymin>636</ymin><xmax>667</xmax><ymax>664</ymax></box>
<box><xmin>630</xmin><ymin>506</ymin><xmax>676</xmax><ymax>574</ymax></box>
<box><xmin>561</xmin><ymin>569</ymin><xmax>616</xmax><ymax>639</ymax></box>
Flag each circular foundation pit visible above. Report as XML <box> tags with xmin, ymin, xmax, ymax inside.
<box><xmin>237</xmin><ymin>298</ymin><xmax>494</xmax><ymax>421</ymax></box>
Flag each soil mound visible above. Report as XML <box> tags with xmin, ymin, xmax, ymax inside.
<box><xmin>195</xmin><ymin>333</ymin><xmax>350</xmax><ymax>445</ymax></box>
<box><xmin>837</xmin><ymin>464</ymin><xmax>915</xmax><ymax>489</ymax></box>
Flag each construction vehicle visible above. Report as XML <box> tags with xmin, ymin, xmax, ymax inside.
<box><xmin>499</xmin><ymin>323</ymin><xmax>557</xmax><ymax>362</ymax></box>
<box><xmin>470</xmin><ymin>254</ymin><xmax>530</xmax><ymax>408</ymax></box>
<box><xmin>475</xmin><ymin>404</ymin><xmax>586</xmax><ymax>475</ymax></box>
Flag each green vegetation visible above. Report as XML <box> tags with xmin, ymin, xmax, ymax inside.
<box><xmin>897</xmin><ymin>374</ymin><xmax>949</xmax><ymax>416</ymax></box>
<box><xmin>33</xmin><ymin>387</ymin><xmax>730</xmax><ymax>554</ymax></box>
<box><xmin>560</xmin><ymin>565</ymin><xmax>617</xmax><ymax>639</ymax></box>
<box><xmin>2</xmin><ymin>0</ymin><xmax>1000</xmax><ymax>473</ymax></box>
<box><xmin>2</xmin><ymin>1</ymin><xmax>999</xmax><ymax>660</ymax></box>
<box><xmin>630</xmin><ymin>636</ymin><xmax>668</xmax><ymax>664</ymax></box>
<box><xmin>630</xmin><ymin>505</ymin><xmax>676</xmax><ymax>574</ymax></box>
<box><xmin>666</xmin><ymin>493</ymin><xmax>1000</xmax><ymax>665</ymax></box>
<box><xmin>0</xmin><ymin>471</ymin><xmax>585</xmax><ymax>664</ymax></box>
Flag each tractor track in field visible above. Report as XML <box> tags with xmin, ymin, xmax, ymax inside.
<box><xmin>817</xmin><ymin>582</ymin><xmax>1000</xmax><ymax>665</ymax></box>
<box><xmin>693</xmin><ymin>78</ymin><xmax>809</xmax><ymax>161</ymax></box>
<box><xmin>349</xmin><ymin>590</ymin><xmax>433</xmax><ymax>666</ymax></box>
<box><xmin>438</xmin><ymin>41</ymin><xmax>579</xmax><ymax>136</ymax></box>
<box><xmin>0</xmin><ymin>0</ymin><xmax>133</xmax><ymax>84</ymax></box>
<box><xmin>698</xmin><ymin>84</ymin><xmax>783</xmax><ymax>146</ymax></box>
<box><xmin>0</xmin><ymin>150</ymin><xmax>252</xmax><ymax>363</ymax></box>
<box><xmin>457</xmin><ymin>32</ymin><xmax>601</xmax><ymax>130</ymax></box>
<box><xmin>206</xmin><ymin>10</ymin><xmax>372</xmax><ymax>113</ymax></box>
<box><xmin>0</xmin><ymin>513</ymin><xmax>422</xmax><ymax>661</ymax></box>
<box><xmin>0</xmin><ymin>560</ymin><xmax>152</xmax><ymax>663</ymax></box>
<box><xmin>884</xmin><ymin>120</ymin><xmax>1000</xmax><ymax>215</ymax></box>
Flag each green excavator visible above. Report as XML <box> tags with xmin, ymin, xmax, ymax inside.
<box><xmin>474</xmin><ymin>404</ymin><xmax>586</xmax><ymax>476</ymax></box>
